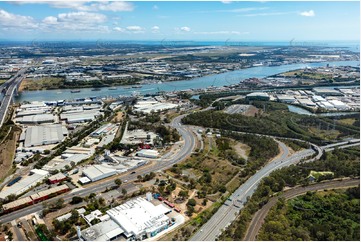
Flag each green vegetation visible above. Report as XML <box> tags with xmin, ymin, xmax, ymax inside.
<box><xmin>129</xmin><ymin>112</ymin><xmax>180</xmax><ymax>144</ymax></box>
<box><xmin>280</xmin><ymin>139</ymin><xmax>310</xmax><ymax>151</ymax></box>
<box><xmin>219</xmin><ymin>147</ymin><xmax>360</xmax><ymax>240</ymax></box>
<box><xmin>258</xmin><ymin>188</ymin><xmax>360</xmax><ymax>241</ymax></box>
<box><xmin>163</xmin><ymin>133</ymin><xmax>279</xmax><ymax>240</ymax></box>
<box><xmin>35</xmin><ymin>224</ymin><xmax>52</xmax><ymax>241</ymax></box>
<box><xmin>21</xmin><ymin>76</ymin><xmax>139</xmax><ymax>91</ymax></box>
<box><xmin>70</xmin><ymin>196</ymin><xmax>83</xmax><ymax>204</ymax></box>
<box><xmin>182</xmin><ymin>102</ymin><xmax>359</xmax><ymax>145</ymax></box>
<box><xmin>53</xmin><ymin>209</ymin><xmax>84</xmax><ymax>236</ymax></box>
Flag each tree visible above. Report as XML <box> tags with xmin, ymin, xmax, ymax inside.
<box><xmin>55</xmin><ymin>198</ymin><xmax>65</xmax><ymax>209</ymax></box>
<box><xmin>114</xmin><ymin>179</ymin><xmax>122</xmax><ymax>186</ymax></box>
<box><xmin>219</xmin><ymin>185</ymin><xmax>227</xmax><ymax>193</ymax></box>
<box><xmin>70</xmin><ymin>209</ymin><xmax>79</xmax><ymax>222</ymax></box>
<box><xmin>70</xmin><ymin>196</ymin><xmax>83</xmax><ymax>204</ymax></box>
<box><xmin>187</xmin><ymin>198</ymin><xmax>196</xmax><ymax>207</ymax></box>
<box><xmin>178</xmin><ymin>190</ymin><xmax>188</xmax><ymax>199</ymax></box>
<box><xmin>122</xmin><ymin>188</ymin><xmax>127</xmax><ymax>196</ymax></box>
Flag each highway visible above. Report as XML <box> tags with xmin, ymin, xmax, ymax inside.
<box><xmin>244</xmin><ymin>178</ymin><xmax>360</xmax><ymax>241</ymax></box>
<box><xmin>0</xmin><ymin>68</ymin><xmax>28</xmax><ymax>127</ymax></box>
<box><xmin>190</xmin><ymin>140</ymin><xmax>356</xmax><ymax>241</ymax></box>
<box><xmin>0</xmin><ymin>114</ymin><xmax>197</xmax><ymax>224</ymax></box>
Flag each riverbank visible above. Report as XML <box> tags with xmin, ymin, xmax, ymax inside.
<box><xmin>9</xmin><ymin>60</ymin><xmax>360</xmax><ymax>103</ymax></box>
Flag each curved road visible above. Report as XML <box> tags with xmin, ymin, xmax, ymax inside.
<box><xmin>244</xmin><ymin>178</ymin><xmax>360</xmax><ymax>241</ymax></box>
<box><xmin>190</xmin><ymin>140</ymin><xmax>314</xmax><ymax>241</ymax></box>
<box><xmin>189</xmin><ymin>139</ymin><xmax>358</xmax><ymax>241</ymax></box>
<box><xmin>0</xmin><ymin>114</ymin><xmax>196</xmax><ymax>224</ymax></box>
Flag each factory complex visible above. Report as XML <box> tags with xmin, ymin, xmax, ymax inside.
<box><xmin>80</xmin><ymin>196</ymin><xmax>180</xmax><ymax>241</ymax></box>
<box><xmin>246</xmin><ymin>87</ymin><xmax>359</xmax><ymax>111</ymax></box>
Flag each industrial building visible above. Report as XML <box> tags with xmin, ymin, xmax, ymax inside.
<box><xmin>20</xmin><ymin>124</ymin><xmax>68</xmax><ymax>147</ymax></box>
<box><xmin>121</xmin><ymin>128</ymin><xmax>158</xmax><ymax>145</ymax></box>
<box><xmin>16</xmin><ymin>114</ymin><xmax>55</xmax><ymax>124</ymax></box>
<box><xmin>60</xmin><ymin>109</ymin><xmax>102</xmax><ymax>123</ymax></box>
<box><xmin>328</xmin><ymin>100</ymin><xmax>349</xmax><ymax>110</ymax></box>
<box><xmin>91</xmin><ymin>123</ymin><xmax>118</xmax><ymax>137</ymax></box>
<box><xmin>0</xmin><ymin>169</ymin><xmax>49</xmax><ymax>199</ymax></box>
<box><xmin>1</xmin><ymin>184</ymin><xmax>69</xmax><ymax>212</ymax></box>
<box><xmin>82</xmin><ymin>165</ymin><xmax>118</xmax><ymax>182</ymax></box>
<box><xmin>312</xmin><ymin>88</ymin><xmax>342</xmax><ymax>96</ymax></box>
<box><xmin>81</xmin><ymin>219</ymin><xmax>125</xmax><ymax>241</ymax></box>
<box><xmin>276</xmin><ymin>94</ymin><xmax>296</xmax><ymax>103</ymax></box>
<box><xmin>80</xmin><ymin>197</ymin><xmax>173</xmax><ymax>241</ymax></box>
<box><xmin>245</xmin><ymin>92</ymin><xmax>270</xmax><ymax>101</ymax></box>
<box><xmin>48</xmin><ymin>173</ymin><xmax>67</xmax><ymax>184</ymax></box>
<box><xmin>136</xmin><ymin>149</ymin><xmax>159</xmax><ymax>159</ymax></box>
<box><xmin>133</xmin><ymin>99</ymin><xmax>179</xmax><ymax>114</ymax></box>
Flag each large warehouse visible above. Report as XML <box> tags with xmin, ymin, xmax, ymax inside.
<box><xmin>20</xmin><ymin>124</ymin><xmax>68</xmax><ymax>147</ymax></box>
<box><xmin>80</xmin><ymin>197</ymin><xmax>173</xmax><ymax>241</ymax></box>
<box><xmin>16</xmin><ymin>114</ymin><xmax>55</xmax><ymax>124</ymax></box>
<box><xmin>82</xmin><ymin>165</ymin><xmax>117</xmax><ymax>182</ymax></box>
<box><xmin>0</xmin><ymin>169</ymin><xmax>49</xmax><ymax>199</ymax></box>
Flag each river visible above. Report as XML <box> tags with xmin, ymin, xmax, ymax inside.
<box><xmin>10</xmin><ymin>60</ymin><xmax>360</xmax><ymax>103</ymax></box>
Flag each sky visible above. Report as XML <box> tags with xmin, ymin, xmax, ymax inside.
<box><xmin>0</xmin><ymin>1</ymin><xmax>359</xmax><ymax>41</ymax></box>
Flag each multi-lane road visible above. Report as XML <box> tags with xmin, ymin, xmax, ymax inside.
<box><xmin>244</xmin><ymin>178</ymin><xmax>360</xmax><ymax>241</ymax></box>
<box><xmin>0</xmin><ymin>68</ymin><xmax>28</xmax><ymax>127</ymax></box>
<box><xmin>0</xmin><ymin>114</ymin><xmax>196</xmax><ymax>224</ymax></box>
<box><xmin>190</xmin><ymin>140</ymin><xmax>359</xmax><ymax>241</ymax></box>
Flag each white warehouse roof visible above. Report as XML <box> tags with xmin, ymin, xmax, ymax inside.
<box><xmin>81</xmin><ymin>218</ymin><xmax>124</xmax><ymax>241</ymax></box>
<box><xmin>17</xmin><ymin>114</ymin><xmax>55</xmax><ymax>124</ymax></box>
<box><xmin>0</xmin><ymin>169</ymin><xmax>49</xmax><ymax>199</ymax></box>
<box><xmin>106</xmin><ymin>197</ymin><xmax>171</xmax><ymax>238</ymax></box>
<box><xmin>24</xmin><ymin>124</ymin><xmax>68</xmax><ymax>147</ymax></box>
<box><xmin>82</xmin><ymin>165</ymin><xmax>117</xmax><ymax>182</ymax></box>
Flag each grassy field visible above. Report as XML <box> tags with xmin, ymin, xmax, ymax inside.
<box><xmin>19</xmin><ymin>77</ymin><xmax>64</xmax><ymax>91</ymax></box>
<box><xmin>337</xmin><ymin>118</ymin><xmax>357</xmax><ymax>126</ymax></box>
<box><xmin>282</xmin><ymin>70</ymin><xmax>333</xmax><ymax>80</ymax></box>
<box><xmin>167</xmin><ymin>137</ymin><xmax>240</xmax><ymax>197</ymax></box>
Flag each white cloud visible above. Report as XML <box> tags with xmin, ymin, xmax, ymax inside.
<box><xmin>57</xmin><ymin>12</ymin><xmax>107</xmax><ymax>23</ymax></box>
<box><xmin>126</xmin><ymin>25</ymin><xmax>144</xmax><ymax>33</ymax></box>
<box><xmin>221</xmin><ymin>0</ymin><xmax>232</xmax><ymax>4</ymax></box>
<box><xmin>0</xmin><ymin>9</ymin><xmax>38</xmax><ymax>29</ymax></box>
<box><xmin>113</xmin><ymin>27</ymin><xmax>125</xmax><ymax>32</ymax></box>
<box><xmin>180</xmin><ymin>26</ymin><xmax>191</xmax><ymax>32</ymax></box>
<box><xmin>42</xmin><ymin>16</ymin><xmax>57</xmax><ymax>25</ymax></box>
<box><xmin>153</xmin><ymin>5</ymin><xmax>159</xmax><ymax>10</ymax></box>
<box><xmin>41</xmin><ymin>12</ymin><xmax>109</xmax><ymax>32</ymax></box>
<box><xmin>11</xmin><ymin>1</ymin><xmax>134</xmax><ymax>12</ymax></box>
<box><xmin>88</xmin><ymin>2</ymin><xmax>134</xmax><ymax>12</ymax></box>
<box><xmin>299</xmin><ymin>10</ymin><xmax>315</xmax><ymax>17</ymax></box>
<box><xmin>151</xmin><ymin>26</ymin><xmax>160</xmax><ymax>33</ymax></box>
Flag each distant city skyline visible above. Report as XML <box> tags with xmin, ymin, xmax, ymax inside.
<box><xmin>0</xmin><ymin>1</ymin><xmax>359</xmax><ymax>41</ymax></box>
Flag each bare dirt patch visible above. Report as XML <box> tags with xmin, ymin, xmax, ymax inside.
<box><xmin>233</xmin><ymin>142</ymin><xmax>251</xmax><ymax>161</ymax></box>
